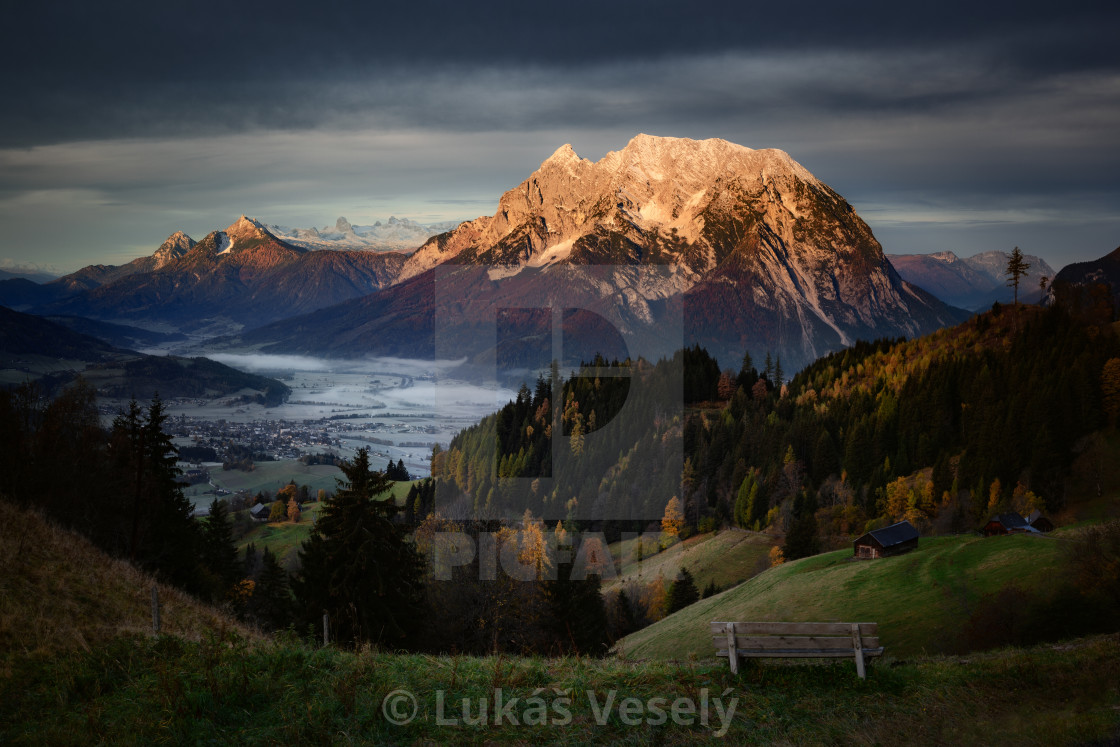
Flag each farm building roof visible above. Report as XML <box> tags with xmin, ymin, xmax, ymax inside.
<box><xmin>990</xmin><ymin>512</ymin><xmax>1034</xmax><ymax>531</ymax></box>
<box><xmin>862</xmin><ymin>520</ymin><xmax>919</xmax><ymax>547</ymax></box>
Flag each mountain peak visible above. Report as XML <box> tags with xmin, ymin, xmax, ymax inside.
<box><xmin>221</xmin><ymin>215</ymin><xmax>275</xmax><ymax>246</ymax></box>
<box><xmin>930</xmin><ymin>251</ymin><xmax>960</xmax><ymax>263</ymax></box>
<box><xmin>542</xmin><ymin>143</ymin><xmax>580</xmax><ymax>166</ymax></box>
<box><xmin>152</xmin><ymin>230</ymin><xmax>195</xmax><ymax>268</ymax></box>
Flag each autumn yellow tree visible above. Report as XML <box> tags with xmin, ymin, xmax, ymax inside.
<box><xmin>646</xmin><ymin>575</ymin><xmax>668</xmax><ymax>621</ymax></box>
<box><xmin>661</xmin><ymin>496</ymin><xmax>685</xmax><ymax>542</ymax></box>
<box><xmin>287</xmin><ymin>496</ymin><xmax>301</xmax><ymax>523</ymax></box>
<box><xmin>1011</xmin><ymin>481</ymin><xmax>1044</xmax><ymax>516</ymax></box>
<box><xmin>986</xmin><ymin>478</ymin><xmax>1007</xmax><ymax>516</ymax></box>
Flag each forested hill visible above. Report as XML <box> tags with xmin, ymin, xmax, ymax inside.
<box><xmin>434</xmin><ymin>304</ymin><xmax>1120</xmax><ymax>549</ymax></box>
<box><xmin>685</xmin><ymin>304</ymin><xmax>1117</xmax><ymax>553</ymax></box>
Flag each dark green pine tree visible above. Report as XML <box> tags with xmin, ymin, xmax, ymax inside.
<box><xmin>666</xmin><ymin>567</ymin><xmax>700</xmax><ymax>614</ymax></box>
<box><xmin>252</xmin><ymin>547</ymin><xmax>293</xmax><ymax>632</ymax></box>
<box><xmin>110</xmin><ymin>395</ymin><xmax>200</xmax><ymax>591</ymax></box>
<box><xmin>293</xmin><ymin>447</ymin><xmax>427</xmax><ymax>648</ymax></box>
<box><xmin>201</xmin><ymin>498</ymin><xmax>241</xmax><ymax>600</ymax></box>
<box><xmin>783</xmin><ymin>492</ymin><xmax>820</xmax><ymax>561</ymax></box>
<box><xmin>542</xmin><ymin>557</ymin><xmax>610</xmax><ymax>656</ymax></box>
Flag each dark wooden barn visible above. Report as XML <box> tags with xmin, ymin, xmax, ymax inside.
<box><xmin>1025</xmin><ymin>510</ymin><xmax>1055</xmax><ymax>533</ymax></box>
<box><xmin>853</xmin><ymin>520</ymin><xmax>920</xmax><ymax>559</ymax></box>
<box><xmin>980</xmin><ymin>512</ymin><xmax>1038</xmax><ymax>536</ymax></box>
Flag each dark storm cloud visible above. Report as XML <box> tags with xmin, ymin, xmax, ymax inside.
<box><xmin>3</xmin><ymin>0</ymin><xmax>1118</xmax><ymax>145</ymax></box>
<box><xmin>1</xmin><ymin>0</ymin><xmax>1118</xmax><ymax>269</ymax></box>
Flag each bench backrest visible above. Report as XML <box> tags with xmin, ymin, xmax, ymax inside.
<box><xmin>710</xmin><ymin>621</ymin><xmax>879</xmax><ymax>654</ymax></box>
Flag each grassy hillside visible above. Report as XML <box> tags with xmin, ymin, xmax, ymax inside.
<box><xmin>234</xmin><ymin>481</ymin><xmax>417</xmax><ymax>568</ymax></box>
<box><xmin>1</xmin><ymin>498</ymin><xmax>1117</xmax><ymax>743</ymax></box>
<box><xmin>617</xmin><ymin>532</ymin><xmax>1067</xmax><ymax>660</ymax></box>
<box><xmin>184</xmin><ymin>460</ymin><xmax>347</xmax><ymax>506</ymax></box>
<box><xmin>0</xmin><ymin>501</ymin><xmax>254</xmax><ymax>675</ymax></box>
<box><xmin>608</xmin><ymin>529</ymin><xmax>777</xmax><ymax>592</ymax></box>
<box><xmin>2</xmin><ymin>631</ymin><xmax>1118</xmax><ymax>744</ymax></box>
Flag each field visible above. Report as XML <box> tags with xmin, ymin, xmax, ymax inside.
<box><xmin>183</xmin><ymin>460</ymin><xmax>347</xmax><ymax>508</ymax></box>
<box><xmin>617</xmin><ymin>532</ymin><xmax>1068</xmax><ymax>660</ymax></box>
<box><xmin>234</xmin><ymin>480</ymin><xmax>417</xmax><ymax>568</ymax></box>
<box><xmin>607</xmin><ymin>529</ymin><xmax>777</xmax><ymax>593</ymax></box>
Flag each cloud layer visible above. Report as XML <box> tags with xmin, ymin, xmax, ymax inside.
<box><xmin>1</xmin><ymin>1</ymin><xmax>1117</xmax><ymax>270</ymax></box>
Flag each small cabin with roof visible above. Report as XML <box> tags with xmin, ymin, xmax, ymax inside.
<box><xmin>981</xmin><ymin>512</ymin><xmax>1038</xmax><ymax>536</ymax></box>
<box><xmin>250</xmin><ymin>503</ymin><xmax>271</xmax><ymax>522</ymax></box>
<box><xmin>1025</xmin><ymin>510</ymin><xmax>1054</xmax><ymax>533</ymax></box>
<box><xmin>853</xmin><ymin>520</ymin><xmax>919</xmax><ymax>559</ymax></box>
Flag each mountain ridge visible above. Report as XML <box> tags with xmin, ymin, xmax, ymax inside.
<box><xmin>888</xmin><ymin>249</ymin><xmax>1055</xmax><ymax>309</ymax></box>
<box><xmin>233</xmin><ymin>134</ymin><xmax>968</xmax><ymax>371</ymax></box>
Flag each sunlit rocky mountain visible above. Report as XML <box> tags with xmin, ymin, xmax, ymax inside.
<box><xmin>233</xmin><ymin>134</ymin><xmax>967</xmax><ymax>372</ymax></box>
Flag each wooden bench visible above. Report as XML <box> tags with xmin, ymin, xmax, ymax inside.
<box><xmin>711</xmin><ymin>621</ymin><xmax>884</xmax><ymax>679</ymax></box>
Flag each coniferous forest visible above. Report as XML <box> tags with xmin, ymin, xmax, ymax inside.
<box><xmin>3</xmin><ymin>300</ymin><xmax>1120</xmax><ymax>658</ymax></box>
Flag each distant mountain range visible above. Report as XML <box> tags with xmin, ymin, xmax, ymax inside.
<box><xmin>1</xmin><ymin>216</ymin><xmax>407</xmax><ymax>333</ymax></box>
<box><xmin>5</xmin><ymin>135</ymin><xmax>1028</xmax><ymax>374</ymax></box>
<box><xmin>267</xmin><ymin>216</ymin><xmax>461</xmax><ymax>252</ymax></box>
<box><xmin>887</xmin><ymin>250</ymin><xmax>1055</xmax><ymax>310</ymax></box>
<box><xmin>229</xmin><ymin>134</ymin><xmax>967</xmax><ymax>372</ymax></box>
<box><xmin>0</xmin><ymin>266</ymin><xmax>57</xmax><ymax>284</ymax></box>
<box><xmin>0</xmin><ymin>305</ymin><xmax>289</xmax><ymax>402</ymax></box>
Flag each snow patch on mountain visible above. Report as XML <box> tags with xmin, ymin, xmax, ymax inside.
<box><xmin>268</xmin><ymin>215</ymin><xmax>464</xmax><ymax>253</ymax></box>
<box><xmin>216</xmin><ymin>233</ymin><xmax>233</xmax><ymax>255</ymax></box>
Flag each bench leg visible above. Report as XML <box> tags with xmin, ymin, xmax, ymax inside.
<box><xmin>851</xmin><ymin>623</ymin><xmax>866</xmax><ymax>679</ymax></box>
<box><xmin>725</xmin><ymin>622</ymin><xmax>738</xmax><ymax>675</ymax></box>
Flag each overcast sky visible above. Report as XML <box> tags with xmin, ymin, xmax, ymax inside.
<box><xmin>2</xmin><ymin>0</ymin><xmax>1117</xmax><ymax>273</ymax></box>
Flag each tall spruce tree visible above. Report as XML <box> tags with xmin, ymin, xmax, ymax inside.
<box><xmin>252</xmin><ymin>547</ymin><xmax>293</xmax><ymax>632</ymax></box>
<box><xmin>109</xmin><ymin>395</ymin><xmax>199</xmax><ymax>591</ymax></box>
<box><xmin>201</xmin><ymin>498</ymin><xmax>240</xmax><ymax>600</ymax></box>
<box><xmin>294</xmin><ymin>447</ymin><xmax>426</xmax><ymax>648</ymax></box>
<box><xmin>666</xmin><ymin>567</ymin><xmax>700</xmax><ymax>614</ymax></box>
<box><xmin>542</xmin><ymin>556</ymin><xmax>610</xmax><ymax>655</ymax></box>
<box><xmin>1006</xmin><ymin>247</ymin><xmax>1031</xmax><ymax>305</ymax></box>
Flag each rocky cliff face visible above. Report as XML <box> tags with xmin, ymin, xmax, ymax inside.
<box><xmin>152</xmin><ymin>231</ymin><xmax>196</xmax><ymax>269</ymax></box>
<box><xmin>243</xmin><ymin>135</ymin><xmax>967</xmax><ymax>372</ymax></box>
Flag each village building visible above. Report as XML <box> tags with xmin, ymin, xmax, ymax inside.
<box><xmin>980</xmin><ymin>512</ymin><xmax>1040</xmax><ymax>536</ymax></box>
<box><xmin>1025</xmin><ymin>509</ymin><xmax>1055</xmax><ymax>533</ymax></box>
<box><xmin>853</xmin><ymin>520</ymin><xmax>919</xmax><ymax>559</ymax></box>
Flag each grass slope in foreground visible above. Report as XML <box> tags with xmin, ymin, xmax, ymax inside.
<box><xmin>2</xmin><ymin>631</ymin><xmax>1118</xmax><ymax>744</ymax></box>
<box><xmin>617</xmin><ymin>532</ymin><xmax>1065</xmax><ymax>660</ymax></box>
<box><xmin>0</xmin><ymin>501</ymin><xmax>254</xmax><ymax>674</ymax></box>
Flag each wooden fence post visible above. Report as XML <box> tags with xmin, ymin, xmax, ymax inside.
<box><xmin>323</xmin><ymin>612</ymin><xmax>329</xmax><ymax>647</ymax></box>
<box><xmin>151</xmin><ymin>585</ymin><xmax>161</xmax><ymax>635</ymax></box>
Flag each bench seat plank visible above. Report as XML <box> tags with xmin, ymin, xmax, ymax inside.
<box><xmin>711</xmin><ymin>635</ymin><xmax>880</xmax><ymax>651</ymax></box>
<box><xmin>716</xmin><ymin>647</ymin><xmax>885</xmax><ymax>659</ymax></box>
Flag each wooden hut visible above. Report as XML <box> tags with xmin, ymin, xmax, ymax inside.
<box><xmin>980</xmin><ymin>512</ymin><xmax>1037</xmax><ymax>536</ymax></box>
<box><xmin>1025</xmin><ymin>510</ymin><xmax>1055</xmax><ymax>533</ymax></box>
<box><xmin>853</xmin><ymin>520</ymin><xmax>919</xmax><ymax>559</ymax></box>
